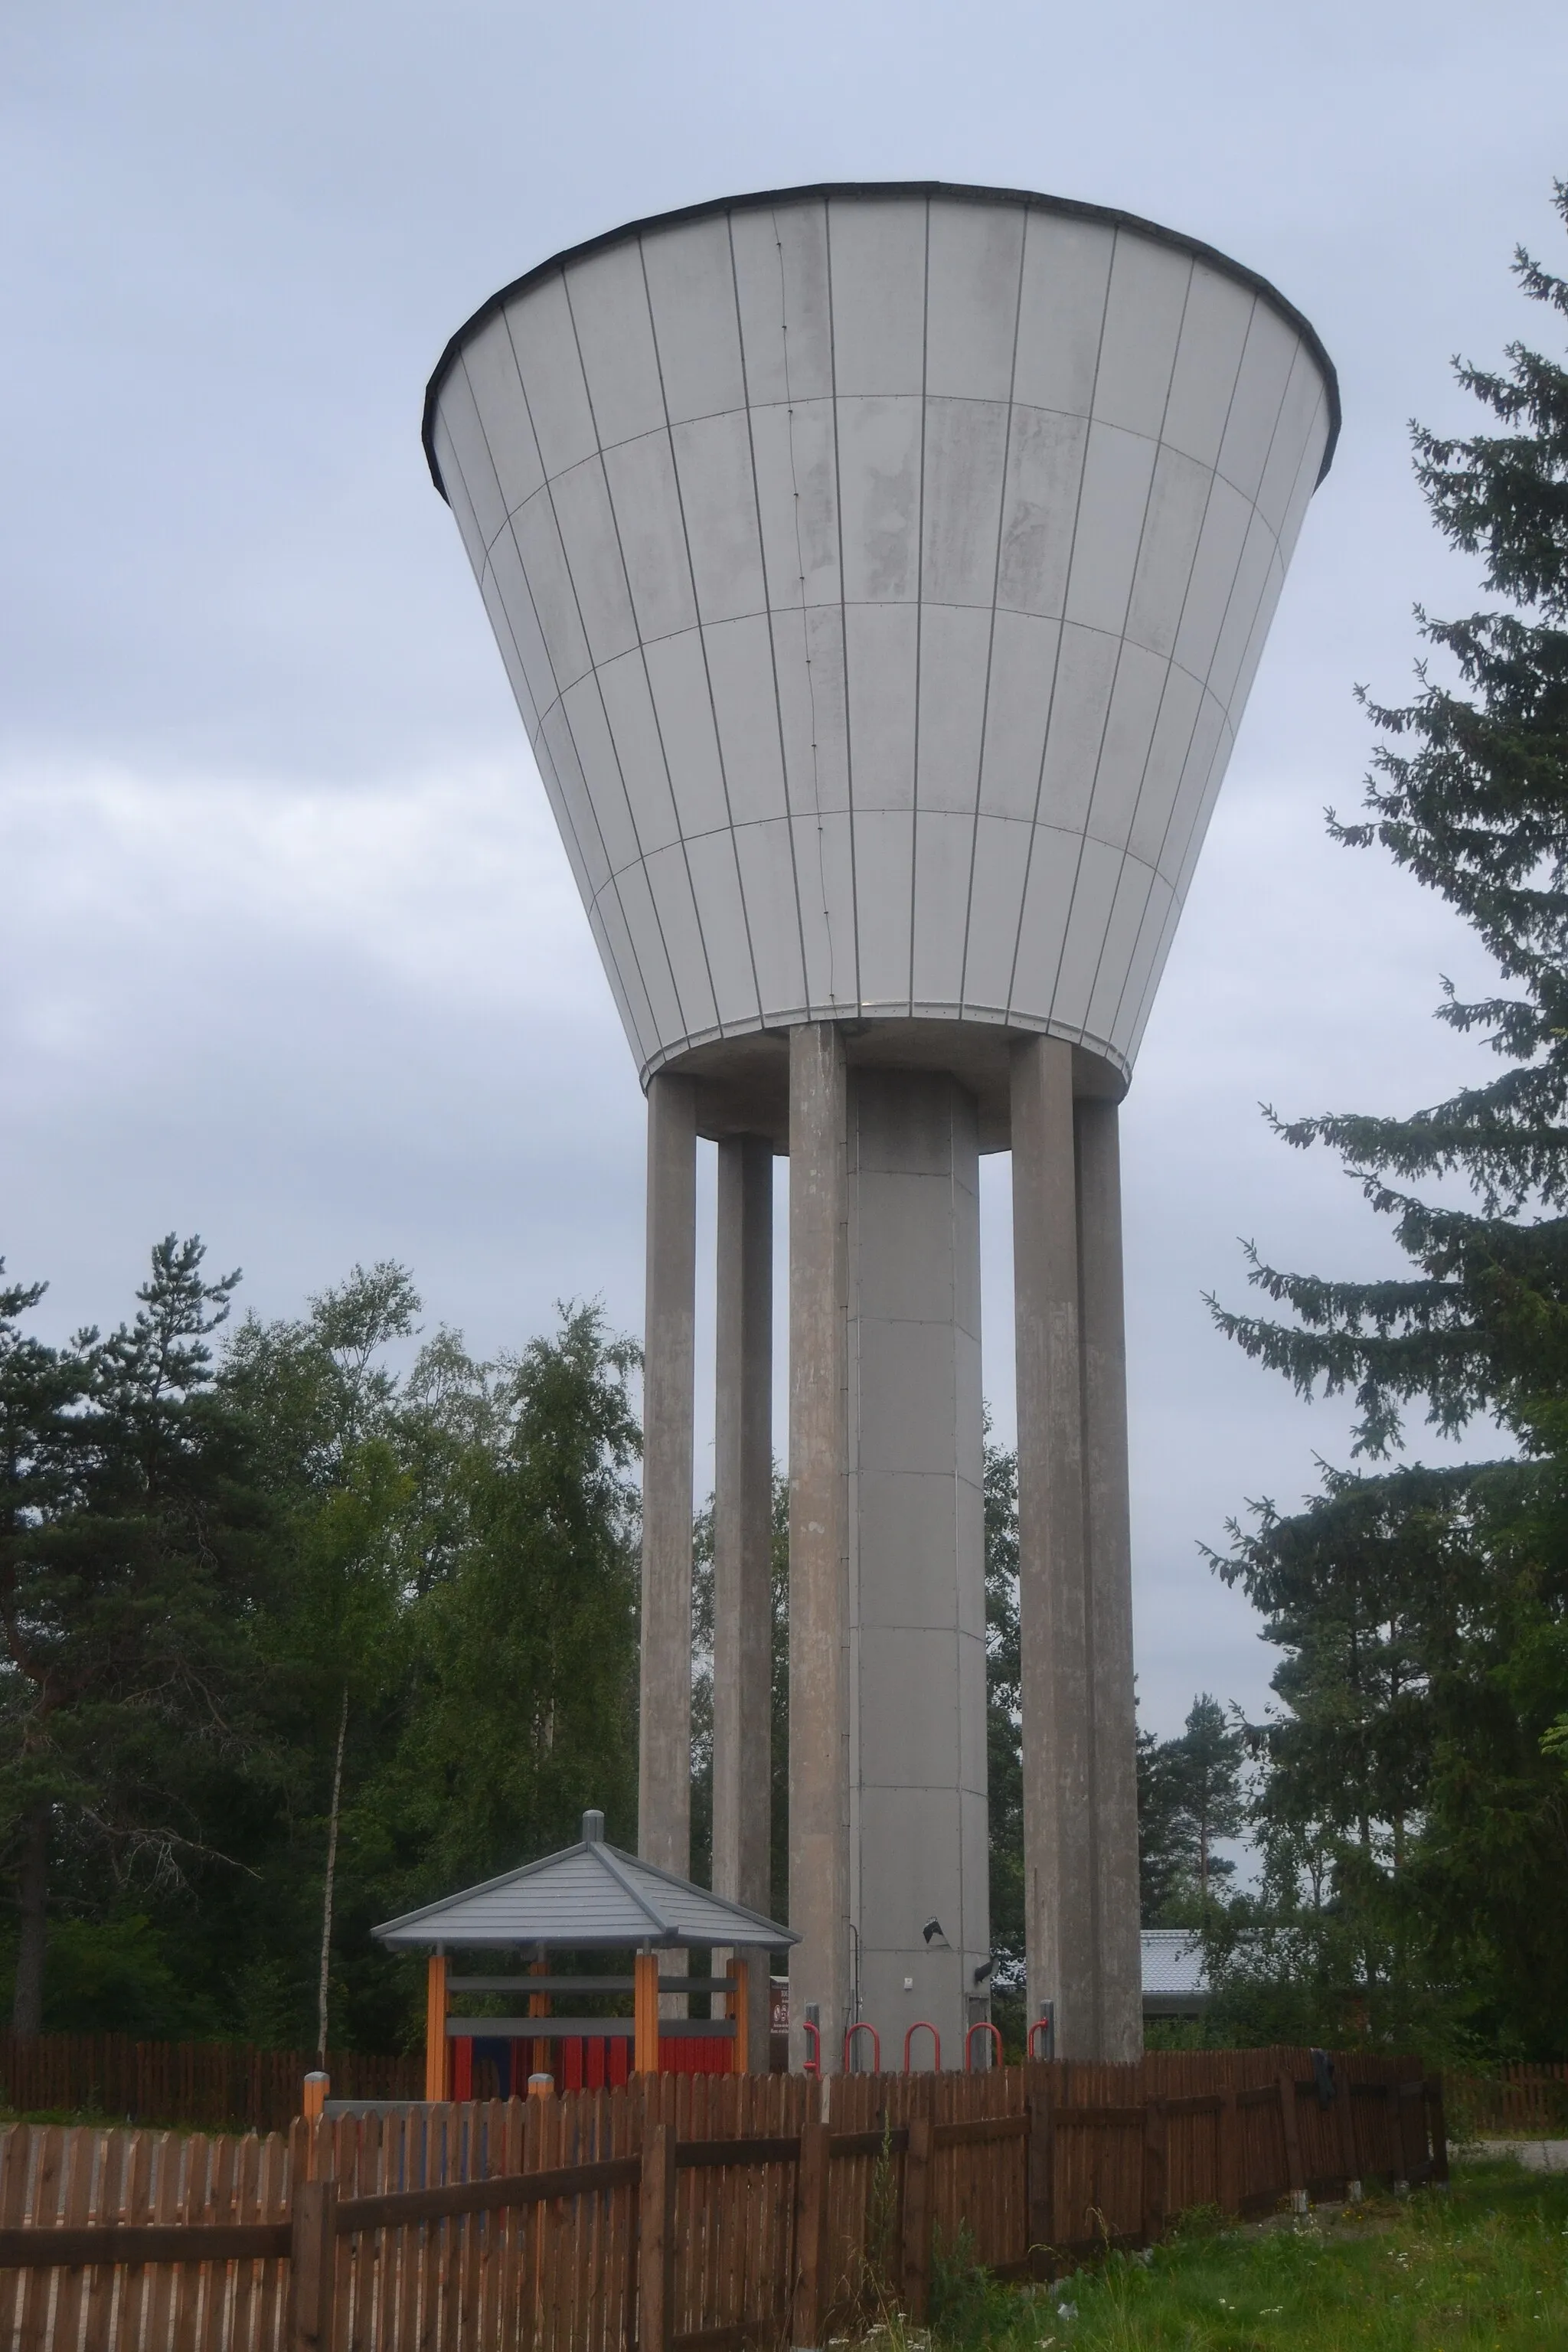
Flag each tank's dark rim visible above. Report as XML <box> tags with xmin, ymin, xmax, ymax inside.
<box><xmin>422</xmin><ymin>178</ymin><xmax>1340</xmax><ymax>501</ymax></box>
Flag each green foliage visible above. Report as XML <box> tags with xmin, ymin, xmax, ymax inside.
<box><xmin>1207</xmin><ymin>1458</ymin><xmax>1568</xmax><ymax>2057</ymax></box>
<box><xmin>1210</xmin><ymin>184</ymin><xmax>1568</xmax><ymax>1465</ymax></box>
<box><xmin>1</xmin><ymin>1240</ymin><xmax>643</xmax><ymax>2053</ymax></box>
<box><xmin>914</xmin><ymin>2165</ymin><xmax>1568</xmax><ymax>2352</ymax></box>
<box><xmin>1201</xmin><ymin>182</ymin><xmax>1568</xmax><ymax>2060</ymax></box>
<box><xmin>691</xmin><ymin>1468</ymin><xmax>790</xmax><ymax>1930</ymax></box>
<box><xmin>1138</xmin><ymin>1698</ymin><xmax>1249</xmax><ymax>1925</ymax></box>
<box><xmin>385</xmin><ymin>1303</ymin><xmax>642</xmax><ymax>1896</ymax></box>
<box><xmin>982</xmin><ymin>1436</ymin><xmax>1024</xmax><ymax>2042</ymax></box>
<box><xmin>0</xmin><ymin>1238</ymin><xmax>268</xmax><ymax>2031</ymax></box>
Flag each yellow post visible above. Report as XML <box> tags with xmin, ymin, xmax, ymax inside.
<box><xmin>729</xmin><ymin>1958</ymin><xmax>750</xmax><ymax>2076</ymax></box>
<box><xmin>634</xmin><ymin>1949</ymin><xmax>660</xmax><ymax>2076</ymax></box>
<box><xmin>530</xmin><ymin>1955</ymin><xmax>551</xmax><ymax>2082</ymax></box>
<box><xmin>302</xmin><ymin>2069</ymin><xmax>329</xmax><ymax>2122</ymax></box>
<box><xmin>425</xmin><ymin>1952</ymin><xmax>449</xmax><ymax>2102</ymax></box>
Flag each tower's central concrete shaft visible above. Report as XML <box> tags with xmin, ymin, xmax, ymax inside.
<box><xmin>423</xmin><ymin>180</ymin><xmax>1337</xmax><ymax>2068</ymax></box>
<box><xmin>848</xmin><ymin>1070</ymin><xmax>987</xmax><ymax>2045</ymax></box>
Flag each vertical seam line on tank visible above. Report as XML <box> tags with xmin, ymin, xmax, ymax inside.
<box><xmin>555</xmin><ymin>263</ymin><xmax>694</xmax><ymax>936</ymax></box>
<box><xmin>1047</xmin><ymin>259</ymin><xmax>1189</xmax><ymax>1052</ymax></box>
<box><xmin>1002</xmin><ymin>214</ymin><xmax>1115</xmax><ymax>1023</ymax></box>
<box><xmin>824</xmin><ymin>201</ymin><xmax>861</xmax><ymax>1014</ymax></box>
<box><xmin>629</xmin><ymin>237</ymin><xmax>752</xmax><ymax>1037</ymax></box>
<box><xmin>1130</xmin><ymin>354</ymin><xmax>1317</xmax><ymax>1053</ymax></box>
<box><xmin>1154</xmin><ymin>297</ymin><xmax>1296</xmax><ymax>887</ymax></box>
<box><xmin>460</xmin><ymin>351</ymin><xmax>607</xmax><ymax>897</ymax></box>
<box><xmin>1119</xmin><ymin>361</ymin><xmax>1325</xmax><ymax>1079</ymax></box>
<box><xmin>1132</xmin><ymin>296</ymin><xmax>1257</xmax><ymax>892</ymax></box>
<box><xmin>957</xmin><ymin>216</ymin><xmax>1028</xmax><ymax>1015</ymax></box>
<box><xmin>1101</xmin><ymin>296</ymin><xmax>1259</xmax><ymax>1062</ymax></box>
<box><xmin>1073</xmin><ymin>258</ymin><xmax>1195</xmax><ymax>1048</ymax></box>
<box><xmin>906</xmin><ymin>198</ymin><xmax>932</xmax><ymax>1014</ymax></box>
<box><xmin>499</xmin><ymin>295</ymin><xmax>692</xmax><ymax>1047</ymax></box>
<box><xmin>466</xmin><ymin>345</ymin><xmax>665</xmax><ymax>1065</ymax></box>
<box><xmin>1122</xmin><ymin>890</ymin><xmax>1187</xmax><ymax>1070</ymax></box>
<box><xmin>447</xmin><ymin>382</ymin><xmax>507</xmax><ymax>571</ymax></box>
<box><xmin>1030</xmin><ymin>254</ymin><xmax>1164</xmax><ymax>1041</ymax></box>
<box><xmin>774</xmin><ymin>204</ymin><xmax>835</xmax><ymax>1018</ymax></box>
<box><xmin>730</xmin><ymin>204</ymin><xmax>813</xmax><ymax>1025</ymax></box>
<box><xmin>1124</xmin><ymin>310</ymin><xmax>1313</xmax><ymax>1063</ymax></box>
<box><xmin>1187</xmin><ymin>342</ymin><xmax>1309</xmax><ymax>748</ymax></box>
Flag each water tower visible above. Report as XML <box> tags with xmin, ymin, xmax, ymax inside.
<box><xmin>423</xmin><ymin>183</ymin><xmax>1337</xmax><ymax>2066</ymax></box>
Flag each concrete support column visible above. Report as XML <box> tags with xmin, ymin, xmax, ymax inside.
<box><xmin>847</xmin><ymin>1070</ymin><xmax>988</xmax><ymax>2057</ymax></box>
<box><xmin>1076</xmin><ymin>1099</ymin><xmax>1143</xmax><ymax>2060</ymax></box>
<box><xmin>787</xmin><ymin>1024</ymin><xmax>850</xmax><ymax>2073</ymax></box>
<box><xmin>713</xmin><ymin>1134</ymin><xmax>775</xmax><ymax>2070</ymax></box>
<box><xmin>1011</xmin><ymin>1035</ymin><xmax>1096</xmax><ymax>2056</ymax></box>
<box><xmin>639</xmin><ymin>1073</ymin><xmax>696</xmax><ymax>1885</ymax></box>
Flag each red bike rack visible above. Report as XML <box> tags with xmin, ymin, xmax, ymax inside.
<box><xmin>801</xmin><ymin>2018</ymin><xmax>821</xmax><ymax>2077</ymax></box>
<box><xmin>965</xmin><ymin>2020</ymin><xmax>1003</xmax><ymax>2072</ymax></box>
<box><xmin>903</xmin><ymin>2021</ymin><xmax>941</xmax><ymax>2073</ymax></box>
<box><xmin>1027</xmin><ymin>2006</ymin><xmax>1055</xmax><ymax>2061</ymax></box>
<box><xmin>843</xmin><ymin>2022</ymin><xmax>880</xmax><ymax>2074</ymax></box>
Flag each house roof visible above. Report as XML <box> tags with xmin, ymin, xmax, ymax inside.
<box><xmin>1141</xmin><ymin>1929</ymin><xmax>1211</xmax><ymax>2000</ymax></box>
<box><xmin>373</xmin><ymin>1811</ymin><xmax>799</xmax><ymax>1952</ymax></box>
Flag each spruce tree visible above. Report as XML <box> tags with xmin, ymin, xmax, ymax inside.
<box><xmin>1208</xmin><ymin>185</ymin><xmax>1568</xmax><ymax>2052</ymax></box>
<box><xmin>1212</xmin><ymin>183</ymin><xmax>1568</xmax><ymax>1462</ymax></box>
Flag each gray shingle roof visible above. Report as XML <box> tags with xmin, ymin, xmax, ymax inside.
<box><xmin>1141</xmin><ymin>1929</ymin><xmax>1210</xmax><ymax>1998</ymax></box>
<box><xmin>373</xmin><ymin>1812</ymin><xmax>799</xmax><ymax>1952</ymax></box>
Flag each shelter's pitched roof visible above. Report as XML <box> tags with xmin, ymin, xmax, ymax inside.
<box><xmin>373</xmin><ymin>1812</ymin><xmax>798</xmax><ymax>1952</ymax></box>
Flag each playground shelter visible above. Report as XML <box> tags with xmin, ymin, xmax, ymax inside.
<box><xmin>374</xmin><ymin>1810</ymin><xmax>797</xmax><ymax>2093</ymax></box>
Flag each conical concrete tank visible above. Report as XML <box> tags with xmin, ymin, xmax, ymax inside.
<box><xmin>425</xmin><ymin>183</ymin><xmax>1336</xmax><ymax>2065</ymax></box>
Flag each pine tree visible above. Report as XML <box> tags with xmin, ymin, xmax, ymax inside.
<box><xmin>0</xmin><ymin>1238</ymin><xmax>263</xmax><ymax>2032</ymax></box>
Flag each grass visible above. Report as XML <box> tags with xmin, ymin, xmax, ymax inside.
<box><xmin>906</xmin><ymin>2161</ymin><xmax>1568</xmax><ymax>2350</ymax></box>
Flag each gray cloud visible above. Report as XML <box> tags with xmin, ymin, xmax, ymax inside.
<box><xmin>2</xmin><ymin>0</ymin><xmax>1560</xmax><ymax>1733</ymax></box>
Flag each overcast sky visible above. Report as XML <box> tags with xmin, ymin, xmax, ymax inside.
<box><xmin>3</xmin><ymin>1</ymin><xmax>1564</xmax><ymax>1743</ymax></box>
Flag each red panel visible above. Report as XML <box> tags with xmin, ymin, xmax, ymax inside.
<box><xmin>452</xmin><ymin>2037</ymin><xmax>473</xmax><ymax>2101</ymax></box>
<box><xmin>658</xmin><ymin>2037</ymin><xmax>732</xmax><ymax>2076</ymax></box>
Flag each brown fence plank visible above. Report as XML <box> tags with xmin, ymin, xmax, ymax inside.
<box><xmin>1142</xmin><ymin>2102</ymin><xmax>1166</xmax><ymax>2244</ymax></box>
<box><xmin>19</xmin><ymin>2125</ymin><xmax>66</xmax><ymax>2352</ymax></box>
<box><xmin>81</xmin><ymin>2130</ymin><xmax>129</xmax><ymax>2352</ymax></box>
<box><xmin>290</xmin><ymin>2177</ymin><xmax>338</xmax><ymax>2352</ymax></box>
<box><xmin>900</xmin><ymin>2112</ymin><xmax>933</xmax><ymax>2322</ymax></box>
<box><xmin>46</xmin><ymin>2122</ymin><xmax>97</xmax><ymax>2352</ymax></box>
<box><xmin>790</xmin><ymin>2117</ymin><xmax>829</xmax><ymax>2350</ymax></box>
<box><xmin>0</xmin><ymin>2128</ymin><xmax>33</xmax><ymax>2346</ymax></box>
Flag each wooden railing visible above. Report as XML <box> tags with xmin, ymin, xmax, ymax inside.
<box><xmin>0</xmin><ymin>2050</ymin><xmax>1446</xmax><ymax>2350</ymax></box>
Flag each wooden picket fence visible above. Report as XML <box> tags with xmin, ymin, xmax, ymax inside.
<box><xmin>0</xmin><ymin>2049</ymin><xmax>1445</xmax><ymax>2350</ymax></box>
<box><xmin>1445</xmin><ymin>2063</ymin><xmax>1568</xmax><ymax>2140</ymax></box>
<box><xmin>0</xmin><ymin>2034</ymin><xmax>422</xmax><ymax>2135</ymax></box>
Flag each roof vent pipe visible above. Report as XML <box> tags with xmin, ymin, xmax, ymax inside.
<box><xmin>582</xmin><ymin>1809</ymin><xmax>605</xmax><ymax>1844</ymax></box>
